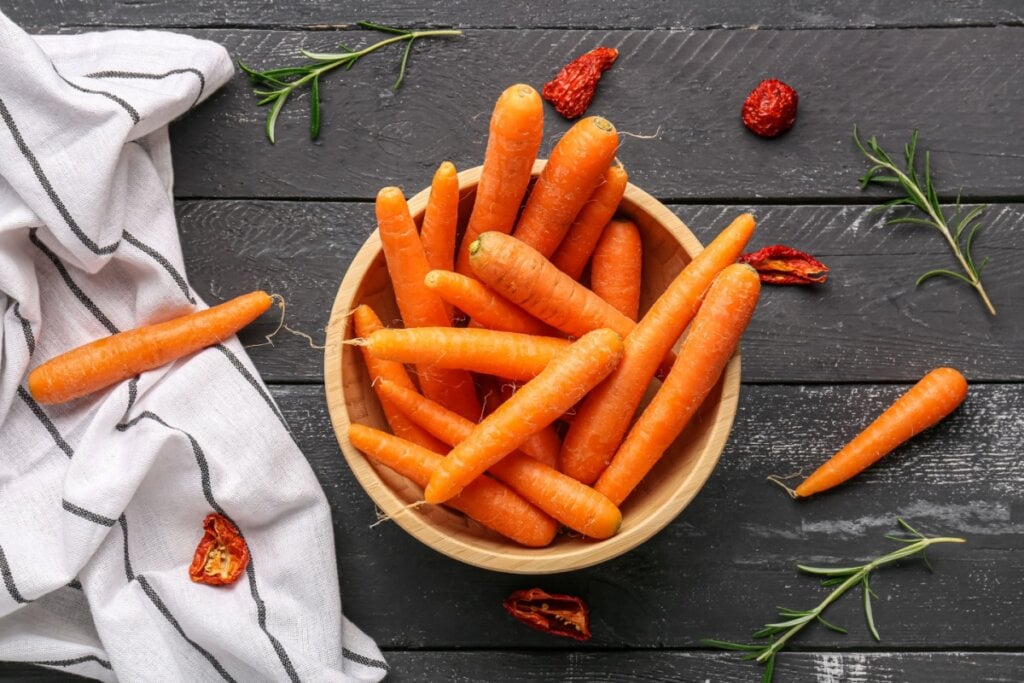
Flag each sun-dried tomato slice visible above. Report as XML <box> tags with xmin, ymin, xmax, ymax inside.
<box><xmin>503</xmin><ymin>588</ymin><xmax>591</xmax><ymax>641</ymax></box>
<box><xmin>188</xmin><ymin>513</ymin><xmax>249</xmax><ymax>586</ymax></box>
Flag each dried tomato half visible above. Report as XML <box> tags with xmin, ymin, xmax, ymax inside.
<box><xmin>503</xmin><ymin>588</ymin><xmax>591</xmax><ymax>641</ymax></box>
<box><xmin>741</xmin><ymin>78</ymin><xmax>798</xmax><ymax>138</ymax></box>
<box><xmin>542</xmin><ymin>47</ymin><xmax>619</xmax><ymax>119</ymax></box>
<box><xmin>739</xmin><ymin>245</ymin><xmax>829</xmax><ymax>285</ymax></box>
<box><xmin>189</xmin><ymin>513</ymin><xmax>249</xmax><ymax>586</ymax></box>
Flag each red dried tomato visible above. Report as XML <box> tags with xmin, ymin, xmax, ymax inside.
<box><xmin>542</xmin><ymin>47</ymin><xmax>619</xmax><ymax>119</ymax></box>
<box><xmin>188</xmin><ymin>513</ymin><xmax>249</xmax><ymax>586</ymax></box>
<box><xmin>741</xmin><ymin>79</ymin><xmax>799</xmax><ymax>138</ymax></box>
<box><xmin>503</xmin><ymin>588</ymin><xmax>591</xmax><ymax>641</ymax></box>
<box><xmin>739</xmin><ymin>245</ymin><xmax>829</xmax><ymax>285</ymax></box>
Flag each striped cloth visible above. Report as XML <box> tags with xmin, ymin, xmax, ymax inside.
<box><xmin>0</xmin><ymin>13</ymin><xmax>386</xmax><ymax>682</ymax></box>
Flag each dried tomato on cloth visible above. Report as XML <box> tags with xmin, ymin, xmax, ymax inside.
<box><xmin>739</xmin><ymin>245</ymin><xmax>829</xmax><ymax>285</ymax></box>
<box><xmin>189</xmin><ymin>513</ymin><xmax>250</xmax><ymax>586</ymax></box>
<box><xmin>503</xmin><ymin>588</ymin><xmax>591</xmax><ymax>641</ymax></box>
<box><xmin>542</xmin><ymin>47</ymin><xmax>619</xmax><ymax>119</ymax></box>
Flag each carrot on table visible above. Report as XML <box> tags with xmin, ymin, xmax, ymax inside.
<box><xmin>425</xmin><ymin>328</ymin><xmax>625</xmax><ymax>504</ymax></box>
<box><xmin>561</xmin><ymin>213</ymin><xmax>756</xmax><ymax>484</ymax></box>
<box><xmin>513</xmin><ymin>116</ymin><xmax>620</xmax><ymax>258</ymax></box>
<box><xmin>28</xmin><ymin>291</ymin><xmax>273</xmax><ymax>405</ymax></box>
<box><xmin>789</xmin><ymin>367</ymin><xmax>969</xmax><ymax>499</ymax></box>
<box><xmin>591</xmin><ymin>219</ymin><xmax>643</xmax><ymax>320</ymax></box>
<box><xmin>550</xmin><ymin>164</ymin><xmax>629</xmax><ymax>280</ymax></box>
<box><xmin>423</xmin><ymin>270</ymin><xmax>554</xmax><ymax>336</ymax></box>
<box><xmin>347</xmin><ymin>424</ymin><xmax>558</xmax><ymax>547</ymax></box>
<box><xmin>595</xmin><ymin>264</ymin><xmax>761</xmax><ymax>505</ymax></box>
<box><xmin>356</xmin><ymin>327</ymin><xmax>571</xmax><ymax>381</ymax></box>
<box><xmin>420</xmin><ymin>161</ymin><xmax>460</xmax><ymax>323</ymax></box>
<box><xmin>455</xmin><ymin>84</ymin><xmax>544</xmax><ymax>276</ymax></box>
<box><xmin>479</xmin><ymin>376</ymin><xmax>560</xmax><ymax>469</ymax></box>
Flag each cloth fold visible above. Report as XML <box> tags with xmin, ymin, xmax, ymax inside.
<box><xmin>0</xmin><ymin>13</ymin><xmax>385</xmax><ymax>682</ymax></box>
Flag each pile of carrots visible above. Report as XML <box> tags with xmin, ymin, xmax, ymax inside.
<box><xmin>346</xmin><ymin>83</ymin><xmax>762</xmax><ymax>547</ymax></box>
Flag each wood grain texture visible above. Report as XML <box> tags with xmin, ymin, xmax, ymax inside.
<box><xmin>178</xmin><ymin>200</ymin><xmax>1024</xmax><ymax>383</ymax></box>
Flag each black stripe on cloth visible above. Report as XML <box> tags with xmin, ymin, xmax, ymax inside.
<box><xmin>125</xmin><ymin>377</ymin><xmax>139</xmax><ymax>418</ymax></box>
<box><xmin>62</xmin><ymin>499</ymin><xmax>118</xmax><ymax>527</ymax></box>
<box><xmin>342</xmin><ymin>648</ymin><xmax>390</xmax><ymax>672</ymax></box>
<box><xmin>29</xmin><ymin>229</ymin><xmax>119</xmax><ymax>334</ymax></box>
<box><xmin>117</xmin><ymin>515</ymin><xmax>134</xmax><ymax>582</ymax></box>
<box><xmin>136</xmin><ymin>575</ymin><xmax>238</xmax><ymax>683</ymax></box>
<box><xmin>0</xmin><ymin>543</ymin><xmax>30</xmax><ymax>604</ymax></box>
<box><xmin>12</xmin><ymin>302</ymin><xmax>35</xmax><ymax>354</ymax></box>
<box><xmin>0</xmin><ymin>98</ymin><xmax>119</xmax><ymax>255</ymax></box>
<box><xmin>67</xmin><ymin>578</ymin><xmax>83</xmax><ymax>590</ymax></box>
<box><xmin>16</xmin><ymin>386</ymin><xmax>74</xmax><ymax>458</ymax></box>
<box><xmin>53</xmin><ymin>64</ymin><xmax>140</xmax><ymax>124</ymax></box>
<box><xmin>28</xmin><ymin>655</ymin><xmax>112</xmax><ymax>670</ymax></box>
<box><xmin>244</xmin><ymin>560</ymin><xmax>300</xmax><ymax>682</ymax></box>
<box><xmin>122</xmin><ymin>230</ymin><xmax>196</xmax><ymax>304</ymax></box>
<box><xmin>213</xmin><ymin>344</ymin><xmax>289</xmax><ymax>431</ymax></box>
<box><xmin>85</xmin><ymin>68</ymin><xmax>206</xmax><ymax>110</ymax></box>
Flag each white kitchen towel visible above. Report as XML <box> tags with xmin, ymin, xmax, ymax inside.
<box><xmin>0</xmin><ymin>13</ymin><xmax>387</xmax><ymax>682</ymax></box>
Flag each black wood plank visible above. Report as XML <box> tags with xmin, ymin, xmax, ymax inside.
<box><xmin>178</xmin><ymin>200</ymin><xmax>1024</xmax><ymax>384</ymax></box>
<box><xmin>275</xmin><ymin>382</ymin><xmax>1024</xmax><ymax>649</ymax></box>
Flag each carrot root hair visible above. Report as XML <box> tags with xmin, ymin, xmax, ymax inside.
<box><xmin>765</xmin><ymin>472</ymin><xmax>803</xmax><ymax>499</ymax></box>
<box><xmin>245</xmin><ymin>294</ymin><xmax>327</xmax><ymax>350</ymax></box>
<box><xmin>368</xmin><ymin>499</ymin><xmax>428</xmax><ymax>528</ymax></box>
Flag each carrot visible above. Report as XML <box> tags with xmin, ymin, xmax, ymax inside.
<box><xmin>423</xmin><ymin>270</ymin><xmax>554</xmax><ymax>336</ymax></box>
<box><xmin>375</xmin><ymin>380</ymin><xmax>621</xmax><ymax>539</ymax></box>
<box><xmin>376</xmin><ymin>186</ymin><xmax>480</xmax><ymax>420</ymax></box>
<box><xmin>28</xmin><ymin>291</ymin><xmax>272</xmax><ymax>405</ymax></box>
<box><xmin>562</xmin><ymin>213</ymin><xmax>756</xmax><ymax>484</ymax></box>
<box><xmin>792</xmin><ymin>368</ymin><xmax>968</xmax><ymax>498</ymax></box>
<box><xmin>351</xmin><ymin>305</ymin><xmax>448</xmax><ymax>453</ymax></box>
<box><xmin>347</xmin><ymin>424</ymin><xmax>557</xmax><ymax>547</ymax></box>
<box><xmin>550</xmin><ymin>164</ymin><xmax>629</xmax><ymax>280</ymax></box>
<box><xmin>420</xmin><ymin>161</ymin><xmax>459</xmax><ymax>275</ymax></box>
<box><xmin>590</xmin><ymin>219</ymin><xmax>643</xmax><ymax>320</ymax></box>
<box><xmin>424</xmin><ymin>328</ymin><xmax>624</xmax><ymax>504</ymax></box>
<box><xmin>356</xmin><ymin>327</ymin><xmax>570</xmax><ymax>381</ymax></box>
<box><xmin>595</xmin><ymin>264</ymin><xmax>761</xmax><ymax>505</ymax></box>
<box><xmin>455</xmin><ymin>84</ymin><xmax>544</xmax><ymax>276</ymax></box>
<box><xmin>479</xmin><ymin>376</ymin><xmax>560</xmax><ymax>468</ymax></box>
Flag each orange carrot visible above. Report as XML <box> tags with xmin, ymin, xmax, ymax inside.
<box><xmin>793</xmin><ymin>368</ymin><xmax>968</xmax><ymax>498</ymax></box>
<box><xmin>376</xmin><ymin>380</ymin><xmax>621</xmax><ymax>539</ymax></box>
<box><xmin>513</xmin><ymin>116</ymin><xmax>620</xmax><ymax>257</ymax></box>
<box><xmin>420</xmin><ymin>161</ymin><xmax>460</xmax><ymax>274</ymax></box>
<box><xmin>595</xmin><ymin>264</ymin><xmax>761</xmax><ymax>505</ymax></box>
<box><xmin>562</xmin><ymin>213</ymin><xmax>756</xmax><ymax>484</ymax></box>
<box><xmin>423</xmin><ymin>270</ymin><xmax>554</xmax><ymax>336</ymax></box>
<box><xmin>479</xmin><ymin>376</ymin><xmax>560</xmax><ymax>468</ymax></box>
<box><xmin>28</xmin><ymin>291</ymin><xmax>272</xmax><ymax>405</ymax></box>
<box><xmin>455</xmin><ymin>84</ymin><xmax>544</xmax><ymax>276</ymax></box>
<box><xmin>550</xmin><ymin>164</ymin><xmax>629</xmax><ymax>280</ymax></box>
<box><xmin>425</xmin><ymin>328</ymin><xmax>624</xmax><ymax>504</ymax></box>
<box><xmin>357</xmin><ymin>327</ymin><xmax>570</xmax><ymax>381</ymax></box>
<box><xmin>348</xmin><ymin>424</ymin><xmax>557</xmax><ymax>547</ymax></box>
<box><xmin>351</xmin><ymin>305</ymin><xmax>448</xmax><ymax>453</ymax></box>
<box><xmin>376</xmin><ymin>186</ymin><xmax>480</xmax><ymax>420</ymax></box>
<box><xmin>590</xmin><ymin>219</ymin><xmax>643</xmax><ymax>320</ymax></box>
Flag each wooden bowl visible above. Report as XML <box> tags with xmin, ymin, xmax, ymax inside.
<box><xmin>324</xmin><ymin>161</ymin><xmax>740</xmax><ymax>574</ymax></box>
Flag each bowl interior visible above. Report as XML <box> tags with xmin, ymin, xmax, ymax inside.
<box><xmin>324</xmin><ymin>161</ymin><xmax>740</xmax><ymax>574</ymax></box>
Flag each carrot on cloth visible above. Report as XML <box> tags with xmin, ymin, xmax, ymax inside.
<box><xmin>595</xmin><ymin>264</ymin><xmax>761</xmax><ymax>506</ymax></box>
<box><xmin>425</xmin><ymin>328</ymin><xmax>624</xmax><ymax>504</ymax></box>
<box><xmin>513</xmin><ymin>116</ymin><xmax>620</xmax><ymax>257</ymax></box>
<box><xmin>423</xmin><ymin>270</ymin><xmax>554</xmax><ymax>336</ymax></box>
<box><xmin>790</xmin><ymin>367</ymin><xmax>968</xmax><ymax>498</ymax></box>
<box><xmin>561</xmin><ymin>213</ymin><xmax>756</xmax><ymax>484</ymax></box>
<box><xmin>376</xmin><ymin>380</ymin><xmax>621</xmax><ymax>539</ymax></box>
<box><xmin>348</xmin><ymin>424</ymin><xmax>557</xmax><ymax>547</ymax></box>
<box><xmin>479</xmin><ymin>376</ymin><xmax>560</xmax><ymax>469</ymax></box>
<box><xmin>550</xmin><ymin>164</ymin><xmax>629</xmax><ymax>280</ymax></box>
<box><xmin>590</xmin><ymin>219</ymin><xmax>643</xmax><ymax>320</ymax></box>
<box><xmin>351</xmin><ymin>304</ymin><xmax>448</xmax><ymax>453</ymax></box>
<box><xmin>376</xmin><ymin>186</ymin><xmax>480</xmax><ymax>420</ymax></box>
<box><xmin>420</xmin><ymin>161</ymin><xmax>460</xmax><ymax>275</ymax></box>
<box><xmin>355</xmin><ymin>327</ymin><xmax>571</xmax><ymax>381</ymax></box>
<box><xmin>28</xmin><ymin>291</ymin><xmax>273</xmax><ymax>405</ymax></box>
<box><xmin>455</xmin><ymin>84</ymin><xmax>544</xmax><ymax>276</ymax></box>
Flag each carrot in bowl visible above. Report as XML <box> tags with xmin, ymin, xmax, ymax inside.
<box><xmin>590</xmin><ymin>219</ymin><xmax>643</xmax><ymax>320</ymax></box>
<box><xmin>479</xmin><ymin>376</ymin><xmax>561</xmax><ymax>469</ymax></box>
<box><xmin>423</xmin><ymin>269</ymin><xmax>554</xmax><ymax>336</ymax></box>
<box><xmin>550</xmin><ymin>164</ymin><xmax>629</xmax><ymax>280</ymax></box>
<box><xmin>420</xmin><ymin>161</ymin><xmax>460</xmax><ymax>275</ymax></box>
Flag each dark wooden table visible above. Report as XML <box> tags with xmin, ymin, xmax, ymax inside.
<box><xmin>4</xmin><ymin>2</ymin><xmax>1023</xmax><ymax>681</ymax></box>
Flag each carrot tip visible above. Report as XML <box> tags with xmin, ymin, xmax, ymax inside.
<box><xmin>468</xmin><ymin>238</ymin><xmax>482</xmax><ymax>256</ymax></box>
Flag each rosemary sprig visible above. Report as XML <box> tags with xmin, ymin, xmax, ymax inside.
<box><xmin>853</xmin><ymin>126</ymin><xmax>996</xmax><ymax>315</ymax></box>
<box><xmin>239</xmin><ymin>21</ymin><xmax>462</xmax><ymax>143</ymax></box>
<box><xmin>703</xmin><ymin>518</ymin><xmax>965</xmax><ymax>682</ymax></box>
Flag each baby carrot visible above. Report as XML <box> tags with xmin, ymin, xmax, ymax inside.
<box><xmin>348</xmin><ymin>424</ymin><xmax>558</xmax><ymax>547</ymax></box>
<box><xmin>513</xmin><ymin>116</ymin><xmax>620</xmax><ymax>257</ymax></box>
<box><xmin>590</xmin><ymin>219</ymin><xmax>643</xmax><ymax>320</ymax></box>
<box><xmin>423</xmin><ymin>270</ymin><xmax>554</xmax><ymax>336</ymax></box>
<box><xmin>793</xmin><ymin>368</ymin><xmax>969</xmax><ymax>498</ymax></box>
<box><xmin>376</xmin><ymin>380</ymin><xmax>621</xmax><ymax>539</ymax></box>
<box><xmin>28</xmin><ymin>291</ymin><xmax>272</xmax><ymax>405</ymax></box>
<box><xmin>456</xmin><ymin>84</ymin><xmax>544</xmax><ymax>276</ymax></box>
<box><xmin>420</xmin><ymin>161</ymin><xmax>459</xmax><ymax>275</ymax></box>
<box><xmin>479</xmin><ymin>376</ymin><xmax>560</xmax><ymax>469</ymax></box>
<box><xmin>550</xmin><ymin>164</ymin><xmax>629</xmax><ymax>280</ymax></box>
<box><xmin>562</xmin><ymin>213</ymin><xmax>756</xmax><ymax>484</ymax></box>
<box><xmin>595</xmin><ymin>264</ymin><xmax>761</xmax><ymax>506</ymax></box>
<box><xmin>425</xmin><ymin>328</ymin><xmax>624</xmax><ymax>504</ymax></box>
<box><xmin>357</xmin><ymin>327</ymin><xmax>571</xmax><ymax>381</ymax></box>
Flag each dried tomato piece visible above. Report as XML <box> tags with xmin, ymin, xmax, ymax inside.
<box><xmin>542</xmin><ymin>47</ymin><xmax>619</xmax><ymax>119</ymax></box>
<box><xmin>503</xmin><ymin>588</ymin><xmax>591</xmax><ymax>641</ymax></box>
<box><xmin>739</xmin><ymin>245</ymin><xmax>829</xmax><ymax>285</ymax></box>
<box><xmin>741</xmin><ymin>78</ymin><xmax>799</xmax><ymax>138</ymax></box>
<box><xmin>189</xmin><ymin>513</ymin><xmax>249</xmax><ymax>586</ymax></box>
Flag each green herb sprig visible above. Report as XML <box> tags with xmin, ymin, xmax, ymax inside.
<box><xmin>239</xmin><ymin>21</ymin><xmax>462</xmax><ymax>144</ymax></box>
<box><xmin>854</xmin><ymin>126</ymin><xmax>996</xmax><ymax>315</ymax></box>
<box><xmin>703</xmin><ymin>519</ymin><xmax>965</xmax><ymax>682</ymax></box>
